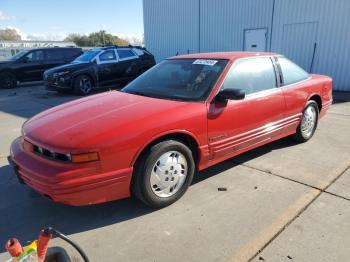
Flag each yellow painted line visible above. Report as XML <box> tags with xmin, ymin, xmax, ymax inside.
<box><xmin>231</xmin><ymin>188</ymin><xmax>320</xmax><ymax>262</ymax></box>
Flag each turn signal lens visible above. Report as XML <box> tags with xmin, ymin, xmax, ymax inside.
<box><xmin>23</xmin><ymin>139</ymin><xmax>32</xmax><ymax>151</ymax></box>
<box><xmin>71</xmin><ymin>152</ymin><xmax>99</xmax><ymax>163</ymax></box>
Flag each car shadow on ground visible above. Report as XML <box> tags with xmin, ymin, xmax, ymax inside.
<box><xmin>0</xmin><ymin>162</ymin><xmax>154</xmax><ymax>249</ymax></box>
<box><xmin>0</xmin><ymin>84</ymin><xmax>125</xmax><ymax>119</ymax></box>
<box><xmin>0</xmin><ymin>86</ymin><xmax>76</xmax><ymax>119</ymax></box>
<box><xmin>0</xmin><ymin>136</ymin><xmax>297</xmax><ymax>249</ymax></box>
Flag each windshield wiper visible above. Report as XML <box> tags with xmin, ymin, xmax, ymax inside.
<box><xmin>125</xmin><ymin>90</ymin><xmax>190</xmax><ymax>101</ymax></box>
<box><xmin>127</xmin><ymin>91</ymin><xmax>152</xmax><ymax>97</ymax></box>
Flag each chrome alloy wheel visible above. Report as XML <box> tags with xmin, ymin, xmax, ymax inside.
<box><xmin>79</xmin><ymin>77</ymin><xmax>92</xmax><ymax>94</ymax></box>
<box><xmin>150</xmin><ymin>151</ymin><xmax>188</xmax><ymax>198</ymax></box>
<box><xmin>301</xmin><ymin>105</ymin><xmax>317</xmax><ymax>138</ymax></box>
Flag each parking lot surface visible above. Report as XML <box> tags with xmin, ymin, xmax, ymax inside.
<box><xmin>0</xmin><ymin>85</ymin><xmax>349</xmax><ymax>261</ymax></box>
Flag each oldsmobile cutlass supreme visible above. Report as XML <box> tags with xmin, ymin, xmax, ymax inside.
<box><xmin>9</xmin><ymin>52</ymin><xmax>332</xmax><ymax>208</ymax></box>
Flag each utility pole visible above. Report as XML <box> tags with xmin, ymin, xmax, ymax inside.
<box><xmin>101</xmin><ymin>30</ymin><xmax>105</xmax><ymax>46</ymax></box>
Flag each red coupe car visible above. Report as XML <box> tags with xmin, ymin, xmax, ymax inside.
<box><xmin>9</xmin><ymin>52</ymin><xmax>332</xmax><ymax>208</ymax></box>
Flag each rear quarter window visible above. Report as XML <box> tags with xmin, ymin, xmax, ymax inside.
<box><xmin>278</xmin><ymin>57</ymin><xmax>309</xmax><ymax>85</ymax></box>
<box><xmin>117</xmin><ymin>49</ymin><xmax>137</xmax><ymax>60</ymax></box>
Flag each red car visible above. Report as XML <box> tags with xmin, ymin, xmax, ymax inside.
<box><xmin>9</xmin><ymin>52</ymin><xmax>332</xmax><ymax>208</ymax></box>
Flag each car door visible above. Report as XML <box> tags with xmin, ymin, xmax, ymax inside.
<box><xmin>207</xmin><ymin>56</ymin><xmax>286</xmax><ymax>160</ymax></box>
<box><xmin>17</xmin><ymin>50</ymin><xmax>46</xmax><ymax>81</ymax></box>
<box><xmin>43</xmin><ymin>49</ymin><xmax>65</xmax><ymax>70</ymax></box>
<box><xmin>64</xmin><ymin>48</ymin><xmax>83</xmax><ymax>63</ymax></box>
<box><xmin>97</xmin><ymin>50</ymin><xmax>120</xmax><ymax>87</ymax></box>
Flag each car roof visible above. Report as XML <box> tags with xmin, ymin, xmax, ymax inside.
<box><xmin>91</xmin><ymin>47</ymin><xmax>127</xmax><ymax>52</ymax></box>
<box><xmin>28</xmin><ymin>47</ymin><xmax>80</xmax><ymax>51</ymax></box>
<box><xmin>98</xmin><ymin>45</ymin><xmax>144</xmax><ymax>51</ymax></box>
<box><xmin>169</xmin><ymin>51</ymin><xmax>279</xmax><ymax>61</ymax></box>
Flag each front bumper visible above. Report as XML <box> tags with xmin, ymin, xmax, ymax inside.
<box><xmin>9</xmin><ymin>137</ymin><xmax>133</xmax><ymax>206</ymax></box>
<box><xmin>44</xmin><ymin>74</ymin><xmax>72</xmax><ymax>91</ymax></box>
<box><xmin>320</xmin><ymin>100</ymin><xmax>333</xmax><ymax>118</ymax></box>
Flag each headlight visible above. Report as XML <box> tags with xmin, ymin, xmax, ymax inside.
<box><xmin>30</xmin><ymin>140</ymin><xmax>99</xmax><ymax>163</ymax></box>
<box><xmin>55</xmin><ymin>71</ymin><xmax>70</xmax><ymax>76</ymax></box>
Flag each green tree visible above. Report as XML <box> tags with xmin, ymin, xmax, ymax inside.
<box><xmin>65</xmin><ymin>30</ymin><xmax>129</xmax><ymax>47</ymax></box>
<box><xmin>65</xmin><ymin>34</ymin><xmax>91</xmax><ymax>46</ymax></box>
<box><xmin>0</xmin><ymin>28</ymin><xmax>21</xmax><ymax>41</ymax></box>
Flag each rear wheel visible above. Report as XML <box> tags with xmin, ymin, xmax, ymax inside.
<box><xmin>73</xmin><ymin>75</ymin><xmax>93</xmax><ymax>95</ymax></box>
<box><xmin>132</xmin><ymin>140</ymin><xmax>195</xmax><ymax>208</ymax></box>
<box><xmin>0</xmin><ymin>72</ymin><xmax>17</xmax><ymax>89</ymax></box>
<box><xmin>294</xmin><ymin>100</ymin><xmax>319</xmax><ymax>142</ymax></box>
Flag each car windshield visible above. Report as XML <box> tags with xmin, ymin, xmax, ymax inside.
<box><xmin>74</xmin><ymin>50</ymin><xmax>100</xmax><ymax>62</ymax></box>
<box><xmin>9</xmin><ymin>50</ymin><xmax>28</xmax><ymax>61</ymax></box>
<box><xmin>122</xmin><ymin>58</ymin><xmax>228</xmax><ymax>101</ymax></box>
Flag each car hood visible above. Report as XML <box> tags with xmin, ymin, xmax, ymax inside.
<box><xmin>0</xmin><ymin>60</ymin><xmax>12</xmax><ymax>66</ymax></box>
<box><xmin>45</xmin><ymin>61</ymin><xmax>90</xmax><ymax>74</ymax></box>
<box><xmin>23</xmin><ymin>91</ymin><xmax>196</xmax><ymax>150</ymax></box>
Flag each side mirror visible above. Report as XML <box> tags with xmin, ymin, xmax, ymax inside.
<box><xmin>217</xmin><ymin>88</ymin><xmax>245</xmax><ymax>101</ymax></box>
<box><xmin>21</xmin><ymin>57</ymin><xmax>29</xmax><ymax>63</ymax></box>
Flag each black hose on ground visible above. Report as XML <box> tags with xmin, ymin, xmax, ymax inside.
<box><xmin>43</xmin><ymin>227</ymin><xmax>89</xmax><ymax>262</ymax></box>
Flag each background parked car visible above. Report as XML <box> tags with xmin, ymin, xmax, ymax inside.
<box><xmin>43</xmin><ymin>45</ymin><xmax>156</xmax><ymax>95</ymax></box>
<box><xmin>0</xmin><ymin>47</ymin><xmax>83</xmax><ymax>89</ymax></box>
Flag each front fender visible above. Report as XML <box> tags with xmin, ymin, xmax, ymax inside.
<box><xmin>71</xmin><ymin>67</ymin><xmax>98</xmax><ymax>88</ymax></box>
<box><xmin>130</xmin><ymin>129</ymin><xmax>201</xmax><ymax>167</ymax></box>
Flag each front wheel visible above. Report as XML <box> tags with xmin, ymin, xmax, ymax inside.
<box><xmin>73</xmin><ymin>75</ymin><xmax>93</xmax><ymax>95</ymax></box>
<box><xmin>294</xmin><ymin>100</ymin><xmax>319</xmax><ymax>142</ymax></box>
<box><xmin>0</xmin><ymin>72</ymin><xmax>17</xmax><ymax>89</ymax></box>
<box><xmin>132</xmin><ymin>140</ymin><xmax>195</xmax><ymax>208</ymax></box>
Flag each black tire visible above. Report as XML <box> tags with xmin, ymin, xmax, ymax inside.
<box><xmin>132</xmin><ymin>140</ymin><xmax>195</xmax><ymax>208</ymax></box>
<box><xmin>0</xmin><ymin>72</ymin><xmax>17</xmax><ymax>89</ymax></box>
<box><xmin>73</xmin><ymin>75</ymin><xmax>93</xmax><ymax>95</ymax></box>
<box><xmin>294</xmin><ymin>100</ymin><xmax>319</xmax><ymax>142</ymax></box>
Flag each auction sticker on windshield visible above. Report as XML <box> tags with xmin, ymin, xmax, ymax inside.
<box><xmin>193</xmin><ymin>59</ymin><xmax>218</xmax><ymax>66</ymax></box>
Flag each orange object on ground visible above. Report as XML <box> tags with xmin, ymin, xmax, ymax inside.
<box><xmin>5</xmin><ymin>238</ymin><xmax>23</xmax><ymax>257</ymax></box>
<box><xmin>37</xmin><ymin>229</ymin><xmax>52</xmax><ymax>260</ymax></box>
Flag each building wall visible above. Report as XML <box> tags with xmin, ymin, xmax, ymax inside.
<box><xmin>199</xmin><ymin>0</ymin><xmax>274</xmax><ymax>52</ymax></box>
<box><xmin>144</xmin><ymin>0</ymin><xmax>350</xmax><ymax>91</ymax></box>
<box><xmin>143</xmin><ymin>0</ymin><xmax>199</xmax><ymax>61</ymax></box>
<box><xmin>270</xmin><ymin>0</ymin><xmax>350</xmax><ymax>91</ymax></box>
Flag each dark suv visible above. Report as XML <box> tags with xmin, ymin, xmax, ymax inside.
<box><xmin>0</xmin><ymin>47</ymin><xmax>83</xmax><ymax>89</ymax></box>
<box><xmin>43</xmin><ymin>46</ymin><xmax>156</xmax><ymax>95</ymax></box>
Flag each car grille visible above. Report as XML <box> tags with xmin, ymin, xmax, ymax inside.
<box><xmin>44</xmin><ymin>73</ymin><xmax>56</xmax><ymax>83</ymax></box>
<box><xmin>32</xmin><ymin>144</ymin><xmax>71</xmax><ymax>162</ymax></box>
<box><xmin>46</xmin><ymin>75</ymin><xmax>54</xmax><ymax>82</ymax></box>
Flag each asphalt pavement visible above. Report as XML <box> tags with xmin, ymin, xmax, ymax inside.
<box><xmin>0</xmin><ymin>85</ymin><xmax>349</xmax><ymax>262</ymax></box>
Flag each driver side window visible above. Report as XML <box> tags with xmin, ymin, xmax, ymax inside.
<box><xmin>25</xmin><ymin>50</ymin><xmax>45</xmax><ymax>62</ymax></box>
<box><xmin>223</xmin><ymin>57</ymin><xmax>277</xmax><ymax>95</ymax></box>
<box><xmin>99</xmin><ymin>50</ymin><xmax>116</xmax><ymax>62</ymax></box>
